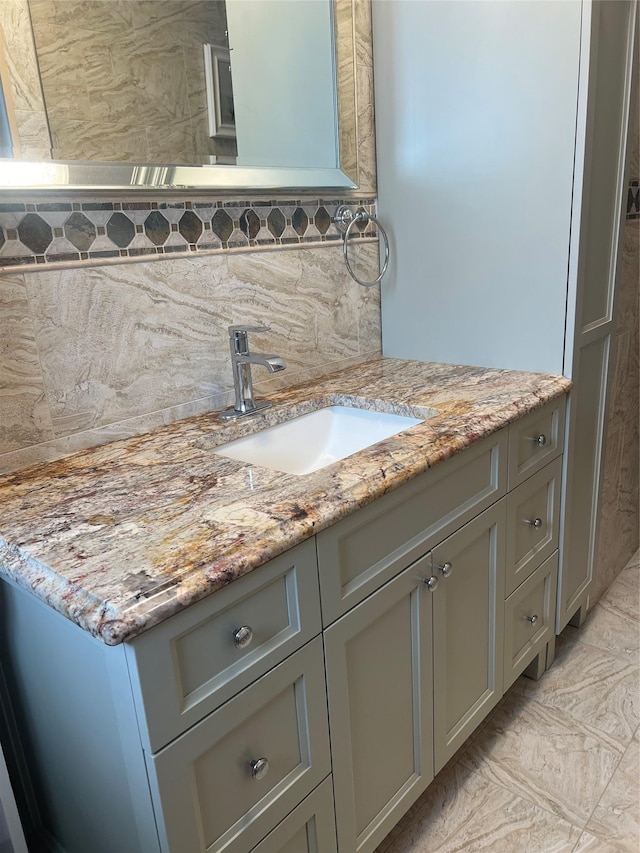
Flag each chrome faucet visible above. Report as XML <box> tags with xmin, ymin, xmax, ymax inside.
<box><xmin>219</xmin><ymin>325</ymin><xmax>286</xmax><ymax>420</ymax></box>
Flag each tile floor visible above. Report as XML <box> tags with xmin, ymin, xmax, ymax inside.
<box><xmin>376</xmin><ymin>550</ymin><xmax>640</xmax><ymax>853</ymax></box>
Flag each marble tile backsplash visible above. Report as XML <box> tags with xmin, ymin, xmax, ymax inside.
<box><xmin>0</xmin><ymin>240</ymin><xmax>382</xmax><ymax>472</ymax></box>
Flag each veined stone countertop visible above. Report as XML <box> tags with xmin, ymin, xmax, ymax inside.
<box><xmin>0</xmin><ymin>358</ymin><xmax>571</xmax><ymax>646</ymax></box>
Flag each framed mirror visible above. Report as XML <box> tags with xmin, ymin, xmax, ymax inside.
<box><xmin>0</xmin><ymin>0</ymin><xmax>360</xmax><ymax>192</ymax></box>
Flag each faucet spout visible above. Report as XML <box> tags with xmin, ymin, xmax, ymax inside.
<box><xmin>218</xmin><ymin>325</ymin><xmax>287</xmax><ymax>420</ymax></box>
<box><xmin>236</xmin><ymin>354</ymin><xmax>286</xmax><ymax>373</ymax></box>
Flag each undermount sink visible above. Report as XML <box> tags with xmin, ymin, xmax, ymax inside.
<box><xmin>213</xmin><ymin>405</ymin><xmax>426</xmax><ymax>475</ymax></box>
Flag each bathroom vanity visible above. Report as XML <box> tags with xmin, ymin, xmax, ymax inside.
<box><xmin>0</xmin><ymin>358</ymin><xmax>570</xmax><ymax>853</ymax></box>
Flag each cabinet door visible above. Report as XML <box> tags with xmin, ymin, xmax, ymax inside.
<box><xmin>324</xmin><ymin>556</ymin><xmax>434</xmax><ymax>853</ymax></box>
<box><xmin>559</xmin><ymin>0</ymin><xmax>637</xmax><ymax>629</ymax></box>
<box><xmin>432</xmin><ymin>501</ymin><xmax>506</xmax><ymax>773</ymax></box>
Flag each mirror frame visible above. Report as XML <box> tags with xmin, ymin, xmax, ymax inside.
<box><xmin>0</xmin><ymin>161</ymin><xmax>358</xmax><ymax>192</ymax></box>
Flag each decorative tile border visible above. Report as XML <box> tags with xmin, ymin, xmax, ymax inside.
<box><xmin>0</xmin><ymin>196</ymin><xmax>377</xmax><ymax>270</ymax></box>
<box><xmin>627</xmin><ymin>179</ymin><xmax>639</xmax><ymax>220</ymax></box>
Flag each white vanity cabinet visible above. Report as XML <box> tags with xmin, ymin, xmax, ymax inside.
<box><xmin>0</xmin><ymin>397</ymin><xmax>567</xmax><ymax>853</ymax></box>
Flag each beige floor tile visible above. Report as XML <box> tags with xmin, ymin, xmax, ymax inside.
<box><xmin>572</xmin><ymin>829</ymin><xmax>639</xmax><ymax>852</ymax></box>
<box><xmin>520</xmin><ymin>629</ymin><xmax>639</xmax><ymax>745</ymax></box>
<box><xmin>458</xmin><ymin>688</ymin><xmax>625</xmax><ymax>828</ymax></box>
<box><xmin>375</xmin><ymin>760</ymin><xmax>583</xmax><ymax>853</ymax></box>
<box><xmin>566</xmin><ymin>594</ymin><xmax>640</xmax><ymax>664</ymax></box>
<box><xmin>582</xmin><ymin>735</ymin><xmax>640</xmax><ymax>850</ymax></box>
<box><xmin>602</xmin><ymin>562</ymin><xmax>640</xmax><ymax>621</ymax></box>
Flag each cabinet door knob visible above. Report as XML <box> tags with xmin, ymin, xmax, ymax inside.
<box><xmin>234</xmin><ymin>625</ymin><xmax>253</xmax><ymax>649</ymax></box>
<box><xmin>420</xmin><ymin>575</ymin><xmax>439</xmax><ymax>591</ymax></box>
<box><xmin>526</xmin><ymin>517</ymin><xmax>543</xmax><ymax>529</ymax></box>
<box><xmin>437</xmin><ymin>561</ymin><xmax>453</xmax><ymax>578</ymax></box>
<box><xmin>525</xmin><ymin>614</ymin><xmax>539</xmax><ymax>625</ymax></box>
<box><xmin>532</xmin><ymin>433</ymin><xmax>547</xmax><ymax>446</ymax></box>
<box><xmin>250</xmin><ymin>758</ymin><xmax>269</xmax><ymax>780</ymax></box>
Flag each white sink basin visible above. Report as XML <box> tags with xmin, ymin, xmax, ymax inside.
<box><xmin>214</xmin><ymin>405</ymin><xmax>425</xmax><ymax>475</ymax></box>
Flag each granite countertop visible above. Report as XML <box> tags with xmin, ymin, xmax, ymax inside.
<box><xmin>0</xmin><ymin>357</ymin><xmax>571</xmax><ymax>646</ymax></box>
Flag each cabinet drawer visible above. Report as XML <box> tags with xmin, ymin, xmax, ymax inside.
<box><xmin>504</xmin><ymin>552</ymin><xmax>558</xmax><ymax>690</ymax></box>
<box><xmin>317</xmin><ymin>429</ymin><xmax>507</xmax><ymax>624</ymax></box>
<box><xmin>506</xmin><ymin>458</ymin><xmax>562</xmax><ymax>596</ymax></box>
<box><xmin>507</xmin><ymin>396</ymin><xmax>565</xmax><ymax>489</ymax></box>
<box><xmin>147</xmin><ymin>637</ymin><xmax>331</xmax><ymax>853</ymax></box>
<box><xmin>251</xmin><ymin>777</ymin><xmax>337</xmax><ymax>853</ymax></box>
<box><xmin>127</xmin><ymin>539</ymin><xmax>321</xmax><ymax>752</ymax></box>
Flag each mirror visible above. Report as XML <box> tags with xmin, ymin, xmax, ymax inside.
<box><xmin>0</xmin><ymin>0</ymin><xmax>358</xmax><ymax>191</ymax></box>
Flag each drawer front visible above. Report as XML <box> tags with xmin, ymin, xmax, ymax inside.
<box><xmin>127</xmin><ymin>538</ymin><xmax>321</xmax><ymax>752</ymax></box>
<box><xmin>317</xmin><ymin>429</ymin><xmax>507</xmax><ymax>624</ymax></box>
<box><xmin>147</xmin><ymin>637</ymin><xmax>331</xmax><ymax>853</ymax></box>
<box><xmin>506</xmin><ymin>457</ymin><xmax>562</xmax><ymax>596</ymax></box>
<box><xmin>504</xmin><ymin>552</ymin><xmax>558</xmax><ymax>690</ymax></box>
<box><xmin>251</xmin><ymin>777</ymin><xmax>337</xmax><ymax>853</ymax></box>
<box><xmin>507</xmin><ymin>396</ymin><xmax>565</xmax><ymax>489</ymax></box>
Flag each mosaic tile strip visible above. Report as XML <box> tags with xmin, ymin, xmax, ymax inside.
<box><xmin>627</xmin><ymin>179</ymin><xmax>639</xmax><ymax>220</ymax></box>
<box><xmin>0</xmin><ymin>197</ymin><xmax>377</xmax><ymax>269</ymax></box>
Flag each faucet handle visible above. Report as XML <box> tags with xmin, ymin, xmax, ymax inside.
<box><xmin>228</xmin><ymin>324</ymin><xmax>271</xmax><ymax>335</ymax></box>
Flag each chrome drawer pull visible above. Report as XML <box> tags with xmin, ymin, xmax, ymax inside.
<box><xmin>419</xmin><ymin>575</ymin><xmax>439</xmax><ymax>591</ymax></box>
<box><xmin>233</xmin><ymin>625</ymin><xmax>253</xmax><ymax>649</ymax></box>
<box><xmin>525</xmin><ymin>517</ymin><xmax>543</xmax><ymax>529</ymax></box>
<box><xmin>437</xmin><ymin>561</ymin><xmax>453</xmax><ymax>578</ymax></box>
<box><xmin>531</xmin><ymin>433</ymin><xmax>547</xmax><ymax>446</ymax></box>
<box><xmin>250</xmin><ymin>758</ymin><xmax>269</xmax><ymax>780</ymax></box>
<box><xmin>525</xmin><ymin>614</ymin><xmax>539</xmax><ymax>625</ymax></box>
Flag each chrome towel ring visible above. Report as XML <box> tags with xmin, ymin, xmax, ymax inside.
<box><xmin>333</xmin><ymin>204</ymin><xmax>390</xmax><ymax>287</ymax></box>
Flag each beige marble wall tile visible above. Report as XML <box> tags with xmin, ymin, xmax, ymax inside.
<box><xmin>0</xmin><ymin>273</ymin><xmax>54</xmax><ymax>454</ymax></box>
<box><xmin>1</xmin><ymin>0</ymin><xmax>44</xmax><ymax>111</ymax></box>
<box><xmin>353</xmin><ymin>241</ymin><xmax>383</xmax><ymax>349</ymax></box>
<box><xmin>0</xmin><ymin>388</ymin><xmax>235</xmax><ymax>474</ymax></box>
<box><xmin>13</xmin><ymin>109</ymin><xmax>50</xmax><ymax>157</ymax></box>
<box><xmin>27</xmin><ymin>23</ymin><xmax>93</xmax><ymax>122</ymax></box>
<box><xmin>0</xmin><ymin>242</ymin><xmax>382</xmax><ymax>470</ymax></box>
<box><xmin>336</xmin><ymin>0</ymin><xmax>358</xmax><ymax>181</ymax></box>
<box><xmin>51</xmin><ymin>119</ymin><xmax>149</xmax><ymax>163</ymax></box>
<box><xmin>226</xmin><ymin>245</ymin><xmax>361</xmax><ymax>376</ymax></box>
<box><xmin>28</xmin><ymin>0</ymin><xmax>134</xmax><ymax>33</ymax></box>
<box><xmin>0</xmin><ymin>0</ymin><xmax>50</xmax><ymax>155</ymax></box>
<box><xmin>129</xmin><ymin>0</ymin><xmax>226</xmax><ymax>51</ymax></box>
<box><xmin>23</xmin><ymin>255</ymin><xmax>234</xmax><ymax>437</ymax></box>
<box><xmin>354</xmin><ymin>0</ymin><xmax>376</xmax><ymax>193</ymax></box>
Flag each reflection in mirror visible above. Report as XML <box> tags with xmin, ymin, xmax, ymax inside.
<box><xmin>0</xmin><ymin>0</ymin><xmax>359</xmax><ymax>190</ymax></box>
